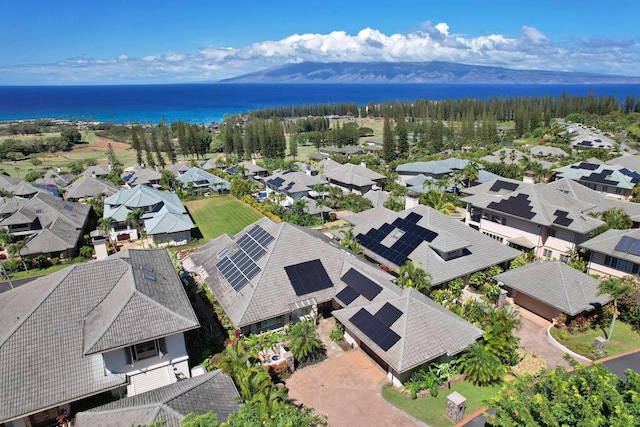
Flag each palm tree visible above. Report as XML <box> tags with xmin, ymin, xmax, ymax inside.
<box><xmin>286</xmin><ymin>320</ymin><xmax>323</xmax><ymax>362</ymax></box>
<box><xmin>340</xmin><ymin>228</ymin><xmax>364</xmax><ymax>255</ymax></box>
<box><xmin>529</xmin><ymin>161</ymin><xmax>547</xmax><ymax>183</ymax></box>
<box><xmin>0</xmin><ymin>228</ymin><xmax>13</xmax><ymax>250</ymax></box>
<box><xmin>213</xmin><ymin>340</ymin><xmax>257</xmax><ymax>380</ymax></box>
<box><xmin>394</xmin><ymin>260</ymin><xmax>431</xmax><ymax>292</ymax></box>
<box><xmin>234</xmin><ymin>163</ymin><xmax>248</xmax><ymax>179</ymax></box>
<box><xmin>422</xmin><ymin>189</ymin><xmax>457</xmax><ymax>216</ymax></box>
<box><xmin>598</xmin><ymin>277</ymin><xmax>633</xmax><ymax>342</ymax></box>
<box><xmin>458</xmin><ymin>341</ymin><xmax>504</xmax><ymax>385</ymax></box>
<box><xmin>98</xmin><ymin>216</ymin><xmax>118</xmax><ymax>253</ymax></box>
<box><xmin>463</xmin><ymin>161</ymin><xmax>480</xmax><ymax>188</ymax></box>
<box><xmin>8</xmin><ymin>242</ymin><xmax>28</xmax><ymax>272</ymax></box>
<box><xmin>159</xmin><ymin>169</ymin><xmax>176</xmax><ymax>190</ymax></box>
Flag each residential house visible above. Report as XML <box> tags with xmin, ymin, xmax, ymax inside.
<box><xmin>461</xmin><ymin>178</ymin><xmax>604</xmax><ymax>260</ymax></box>
<box><xmin>0</xmin><ymin>249</ymin><xmax>200</xmax><ymax>427</ymax></box>
<box><xmin>0</xmin><ymin>174</ymin><xmax>24</xmax><ymax>193</ymax></box>
<box><xmin>552</xmin><ymin>161</ymin><xmax>640</xmax><ymax>200</ymax></box>
<box><xmin>481</xmin><ymin>148</ymin><xmax>553</xmax><ymax>170</ymax></box>
<box><xmin>122</xmin><ymin>166</ymin><xmax>162</xmax><ymax>188</ymax></box>
<box><xmin>295</xmin><ymin>161</ymin><xmax>319</xmax><ymax>176</ymax></box>
<box><xmin>318</xmin><ymin>146</ymin><xmax>365</xmax><ymax>157</ymax></box>
<box><xmin>166</xmin><ymin>162</ymin><xmax>191</xmax><ymax>177</ymax></box>
<box><xmin>36</xmin><ymin>169</ymin><xmax>75</xmax><ymax>188</ymax></box>
<box><xmin>10</xmin><ymin>181</ymin><xmax>53</xmax><ymax>199</ymax></box>
<box><xmin>363</xmin><ymin>189</ymin><xmax>390</xmax><ymax>208</ymax></box>
<box><xmin>200</xmin><ymin>158</ymin><xmax>224</xmax><ymax>171</ymax></box>
<box><xmin>75</xmin><ymin>370</ymin><xmax>240</xmax><ymax>427</ymax></box>
<box><xmin>493</xmin><ymin>260</ymin><xmax>609</xmax><ymax>321</ymax></box>
<box><xmin>566</xmin><ymin>123</ymin><xmax>616</xmax><ymax>150</ymax></box>
<box><xmin>181</xmin><ymin>218</ymin><xmax>481</xmax><ymax>386</ymax></box>
<box><xmin>320</xmin><ymin>159</ymin><xmax>385</xmax><ymax>195</ymax></box>
<box><xmin>530</xmin><ymin>145</ymin><xmax>569</xmax><ymax>159</ymax></box>
<box><xmin>226</xmin><ymin>161</ymin><xmax>268</xmax><ymax>179</ymax></box>
<box><xmin>82</xmin><ymin>164</ymin><xmax>111</xmax><ymax>179</ymax></box>
<box><xmin>606</xmin><ymin>154</ymin><xmax>640</xmax><ymax>173</ymax></box>
<box><xmin>0</xmin><ymin>192</ymin><xmax>90</xmax><ymax>258</ymax></box>
<box><xmin>175</xmin><ymin>167</ymin><xmax>230</xmax><ymax>195</ymax></box>
<box><xmin>104</xmin><ymin>185</ymin><xmax>195</xmax><ymax>246</ymax></box>
<box><xmin>63</xmin><ymin>175</ymin><xmax>119</xmax><ymax>202</ymax></box>
<box><xmin>395</xmin><ymin>158</ymin><xmax>481</xmax><ymax>186</ymax></box>
<box><xmin>403</xmin><ymin>170</ymin><xmax>500</xmax><ymax>194</ymax></box>
<box><xmin>580</xmin><ymin>228</ymin><xmax>640</xmax><ymax>279</ymax></box>
<box><xmin>263</xmin><ymin>169</ymin><xmax>326</xmax><ymax>207</ymax></box>
<box><xmin>345</xmin><ymin>205</ymin><xmax>521</xmax><ymax>287</ymax></box>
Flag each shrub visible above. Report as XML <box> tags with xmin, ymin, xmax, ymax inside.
<box><xmin>511</xmin><ymin>348</ymin><xmax>546</xmax><ymax>377</ymax></box>
<box><xmin>329</xmin><ymin>320</ymin><xmax>344</xmax><ymax>342</ymax></box>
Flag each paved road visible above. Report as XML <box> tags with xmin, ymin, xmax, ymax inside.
<box><xmin>0</xmin><ymin>276</ymin><xmax>37</xmax><ymax>293</ymax></box>
<box><xmin>463</xmin><ymin>351</ymin><xmax>640</xmax><ymax>426</ymax></box>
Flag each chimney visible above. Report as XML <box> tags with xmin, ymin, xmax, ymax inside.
<box><xmin>252</xmin><ymin>158</ymin><xmax>256</xmax><ymax>165</ymax></box>
<box><xmin>360</xmin><ymin>160</ymin><xmax>367</xmax><ymax>169</ymax></box>
<box><xmin>405</xmin><ymin>191</ymin><xmax>420</xmax><ymax>210</ymax></box>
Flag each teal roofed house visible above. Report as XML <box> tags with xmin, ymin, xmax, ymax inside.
<box><xmin>175</xmin><ymin>167</ymin><xmax>230</xmax><ymax>195</ymax></box>
<box><xmin>104</xmin><ymin>185</ymin><xmax>194</xmax><ymax>246</ymax></box>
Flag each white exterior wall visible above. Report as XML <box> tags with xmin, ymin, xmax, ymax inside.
<box><xmin>479</xmin><ymin>216</ymin><xmax>541</xmax><ymax>247</ymax></box>
<box><xmin>103</xmin><ymin>333</ymin><xmax>190</xmax><ymax>378</ymax></box>
<box><xmin>542</xmin><ymin>227</ymin><xmax>578</xmax><ymax>258</ymax></box>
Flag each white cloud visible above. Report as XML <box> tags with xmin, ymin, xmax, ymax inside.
<box><xmin>0</xmin><ymin>23</ymin><xmax>638</xmax><ymax>84</ymax></box>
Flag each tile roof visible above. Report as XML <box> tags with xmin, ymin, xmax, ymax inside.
<box><xmin>0</xmin><ymin>249</ymin><xmax>199</xmax><ymax>423</ymax></box>
<box><xmin>323</xmin><ymin>162</ymin><xmax>384</xmax><ymax>188</ymax></box>
<box><xmin>333</xmin><ymin>287</ymin><xmax>482</xmax><ymax>373</ymax></box>
<box><xmin>122</xmin><ymin>168</ymin><xmax>162</xmax><ymax>187</ymax></box>
<box><xmin>75</xmin><ymin>370</ymin><xmax>240</xmax><ymax>427</ymax></box>
<box><xmin>263</xmin><ymin>169</ymin><xmax>326</xmax><ymax>195</ymax></box>
<box><xmin>104</xmin><ymin>185</ymin><xmax>188</xmax><ymax>223</ymax></box>
<box><xmin>553</xmin><ymin>162</ymin><xmax>640</xmax><ymax>190</ymax></box>
<box><xmin>184</xmin><ymin>218</ymin><xmax>399</xmax><ymax>328</ymax></box>
<box><xmin>530</xmin><ymin>146</ymin><xmax>569</xmax><ymax>158</ymax></box>
<box><xmin>144</xmin><ymin>211</ymin><xmax>195</xmax><ymax>235</ymax></box>
<box><xmin>494</xmin><ymin>260</ymin><xmax>610</xmax><ymax>316</ymax></box>
<box><xmin>461</xmin><ymin>179</ymin><xmax>604</xmax><ymax>234</ymax></box>
<box><xmin>167</xmin><ymin>162</ymin><xmax>192</xmax><ymax>176</ymax></box>
<box><xmin>82</xmin><ymin>165</ymin><xmax>111</xmax><ymax>177</ymax></box>
<box><xmin>395</xmin><ymin>158</ymin><xmax>473</xmax><ymax>175</ymax></box>
<box><xmin>345</xmin><ymin>205</ymin><xmax>521</xmax><ymax>286</ymax></box>
<box><xmin>63</xmin><ymin>175</ymin><xmax>119</xmax><ymax>201</ymax></box>
<box><xmin>606</xmin><ymin>154</ymin><xmax>640</xmax><ymax>172</ymax></box>
<box><xmin>363</xmin><ymin>190</ymin><xmax>389</xmax><ymax>208</ymax></box>
<box><xmin>580</xmin><ymin>228</ymin><xmax>640</xmax><ymax>264</ymax></box>
<box><xmin>175</xmin><ymin>167</ymin><xmax>230</xmax><ymax>191</ymax></box>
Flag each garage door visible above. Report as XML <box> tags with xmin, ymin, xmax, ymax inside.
<box><xmin>514</xmin><ymin>292</ymin><xmax>558</xmax><ymax>321</ymax></box>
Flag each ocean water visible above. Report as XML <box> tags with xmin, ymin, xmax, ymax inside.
<box><xmin>0</xmin><ymin>83</ymin><xmax>639</xmax><ymax>124</ymax></box>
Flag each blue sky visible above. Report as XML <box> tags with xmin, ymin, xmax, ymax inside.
<box><xmin>1</xmin><ymin>0</ymin><xmax>638</xmax><ymax>85</ymax></box>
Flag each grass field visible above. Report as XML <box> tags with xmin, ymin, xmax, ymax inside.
<box><xmin>184</xmin><ymin>195</ymin><xmax>264</xmax><ymax>241</ymax></box>
<box><xmin>550</xmin><ymin>321</ymin><xmax>640</xmax><ymax>359</ymax></box>
<box><xmin>382</xmin><ymin>381</ymin><xmax>501</xmax><ymax>427</ymax></box>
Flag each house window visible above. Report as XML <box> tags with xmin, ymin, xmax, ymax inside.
<box><xmin>560</xmin><ymin>254</ymin><xmax>570</xmax><ymax>263</ymax></box>
<box><xmin>543</xmin><ymin>249</ymin><xmax>553</xmax><ymax>258</ymax></box>
<box><xmin>124</xmin><ymin>338</ymin><xmax>167</xmax><ymax>364</ymax></box>
<box><xmin>470</xmin><ymin>207</ymin><xmax>482</xmax><ymax>223</ymax></box>
<box><xmin>258</xmin><ymin>315</ymin><xmax>284</xmax><ymax>332</ymax></box>
<box><xmin>482</xmin><ymin>231</ymin><xmax>504</xmax><ymax>243</ymax></box>
<box><xmin>548</xmin><ymin>228</ymin><xmax>556</xmax><ymax>238</ymax></box>
<box><xmin>604</xmin><ymin>255</ymin><xmax>640</xmax><ymax>274</ymax></box>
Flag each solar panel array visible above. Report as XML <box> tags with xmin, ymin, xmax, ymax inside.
<box><xmin>553</xmin><ymin>210</ymin><xmax>573</xmax><ymax>227</ymax></box>
<box><xmin>285</xmin><ymin>259</ymin><xmax>334</xmax><ymax>296</ymax></box>
<box><xmin>336</xmin><ymin>268</ymin><xmax>383</xmax><ymax>305</ymax></box>
<box><xmin>349</xmin><ymin>302</ymin><xmax>402</xmax><ymax>351</ymax></box>
<box><xmin>356</xmin><ymin>213</ymin><xmax>438</xmax><ymax>266</ymax></box>
<box><xmin>487</xmin><ymin>193</ymin><xmax>536</xmax><ymax>220</ymax></box>
<box><xmin>614</xmin><ymin>235</ymin><xmax>640</xmax><ymax>256</ymax></box>
<box><xmin>216</xmin><ymin>225</ymin><xmax>275</xmax><ymax>292</ymax></box>
<box><xmin>571</xmin><ymin>162</ymin><xmax>599</xmax><ymax>170</ymax></box>
<box><xmin>580</xmin><ymin>170</ymin><xmax>618</xmax><ymax>186</ymax></box>
<box><xmin>267</xmin><ymin>177</ymin><xmax>285</xmax><ymax>188</ymax></box>
<box><xmin>489</xmin><ymin>180</ymin><xmax>519</xmax><ymax>193</ymax></box>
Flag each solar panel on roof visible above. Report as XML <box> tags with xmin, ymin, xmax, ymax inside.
<box><xmin>336</xmin><ymin>286</ymin><xmax>359</xmax><ymax>305</ymax></box>
<box><xmin>553</xmin><ymin>210</ymin><xmax>573</xmax><ymax>227</ymax></box>
<box><xmin>578</xmin><ymin>162</ymin><xmax>600</xmax><ymax>170</ymax></box>
<box><xmin>615</xmin><ymin>236</ymin><xmax>635</xmax><ymax>253</ymax></box>
<box><xmin>284</xmin><ymin>182</ymin><xmax>295</xmax><ymax>191</ymax></box>
<box><xmin>349</xmin><ymin>308</ymin><xmax>401</xmax><ymax>352</ymax></box>
<box><xmin>375</xmin><ymin>302</ymin><xmax>402</xmax><ymax>327</ymax></box>
<box><xmin>405</xmin><ymin>212</ymin><xmax>423</xmax><ymax>224</ymax></box>
<box><xmin>285</xmin><ymin>259</ymin><xmax>333</xmax><ymax>296</ymax></box>
<box><xmin>247</xmin><ymin>225</ymin><xmax>275</xmax><ymax>246</ymax></box>
<box><xmin>489</xmin><ymin>180</ymin><xmax>519</xmax><ymax>193</ymax></box>
<box><xmin>487</xmin><ymin>193</ymin><xmax>535</xmax><ymax>220</ymax></box>
<box><xmin>341</xmin><ymin>268</ymin><xmax>382</xmax><ymax>301</ymax></box>
<box><xmin>267</xmin><ymin>177</ymin><xmax>285</xmax><ymax>187</ymax></box>
<box><xmin>629</xmin><ymin>240</ymin><xmax>640</xmax><ymax>257</ymax></box>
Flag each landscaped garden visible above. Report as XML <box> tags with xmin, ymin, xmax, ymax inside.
<box><xmin>184</xmin><ymin>195</ymin><xmax>264</xmax><ymax>241</ymax></box>
<box><xmin>382</xmin><ymin>381</ymin><xmax>501</xmax><ymax>427</ymax></box>
<box><xmin>550</xmin><ymin>320</ymin><xmax>640</xmax><ymax>359</ymax></box>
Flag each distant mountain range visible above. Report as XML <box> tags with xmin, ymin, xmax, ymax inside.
<box><xmin>220</xmin><ymin>61</ymin><xmax>640</xmax><ymax>84</ymax></box>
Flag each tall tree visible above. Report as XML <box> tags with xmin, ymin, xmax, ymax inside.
<box><xmin>395</xmin><ymin>107</ymin><xmax>409</xmax><ymax>157</ymax></box>
<box><xmin>286</xmin><ymin>320</ymin><xmax>323</xmax><ymax>361</ymax></box>
<box><xmin>160</xmin><ymin>121</ymin><xmax>177</xmax><ymax>164</ymax></box>
<box><xmin>598</xmin><ymin>277</ymin><xmax>633</xmax><ymax>342</ymax></box>
<box><xmin>150</xmin><ymin>127</ymin><xmax>165</xmax><ymax>167</ymax></box>
<box><xmin>130</xmin><ymin>126</ymin><xmax>144</xmax><ymax>166</ymax></box>
<box><xmin>382</xmin><ymin>115</ymin><xmax>396</xmax><ymax>163</ymax></box>
<box><xmin>394</xmin><ymin>260</ymin><xmax>431</xmax><ymax>292</ymax></box>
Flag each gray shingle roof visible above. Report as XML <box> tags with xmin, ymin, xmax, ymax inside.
<box><xmin>123</xmin><ymin>167</ymin><xmax>162</xmax><ymax>187</ymax></box>
<box><xmin>494</xmin><ymin>260</ymin><xmax>610</xmax><ymax>316</ymax></box>
<box><xmin>461</xmin><ymin>180</ymin><xmax>604</xmax><ymax>234</ymax></box>
<box><xmin>363</xmin><ymin>190</ymin><xmax>389</xmax><ymax>208</ymax></box>
<box><xmin>104</xmin><ymin>185</ymin><xmax>189</xmax><ymax>224</ymax></box>
<box><xmin>553</xmin><ymin>162</ymin><xmax>640</xmax><ymax>190</ymax></box>
<box><xmin>324</xmin><ymin>163</ymin><xmax>384</xmax><ymax>187</ymax></box>
<box><xmin>580</xmin><ymin>228</ymin><xmax>640</xmax><ymax>264</ymax></box>
<box><xmin>75</xmin><ymin>370</ymin><xmax>240</xmax><ymax>427</ymax></box>
<box><xmin>530</xmin><ymin>146</ymin><xmax>569</xmax><ymax>158</ymax></box>
<box><xmin>63</xmin><ymin>175</ymin><xmax>118</xmax><ymax>201</ymax></box>
<box><xmin>82</xmin><ymin>165</ymin><xmax>111</xmax><ymax>177</ymax></box>
<box><xmin>346</xmin><ymin>205</ymin><xmax>521</xmax><ymax>286</ymax></box>
<box><xmin>333</xmin><ymin>287</ymin><xmax>482</xmax><ymax>373</ymax></box>
<box><xmin>606</xmin><ymin>154</ymin><xmax>640</xmax><ymax>171</ymax></box>
<box><xmin>186</xmin><ymin>218</ymin><xmax>399</xmax><ymax>328</ymax></box>
<box><xmin>175</xmin><ymin>167</ymin><xmax>230</xmax><ymax>191</ymax></box>
<box><xmin>263</xmin><ymin>169</ymin><xmax>326</xmax><ymax>195</ymax></box>
<box><xmin>396</xmin><ymin>158</ymin><xmax>473</xmax><ymax>175</ymax></box>
<box><xmin>0</xmin><ymin>249</ymin><xmax>199</xmax><ymax>423</ymax></box>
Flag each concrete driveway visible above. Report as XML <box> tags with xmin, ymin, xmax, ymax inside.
<box><xmin>515</xmin><ymin>308</ymin><xmax>573</xmax><ymax>369</ymax></box>
<box><xmin>285</xmin><ymin>350</ymin><xmax>421</xmax><ymax>427</ymax></box>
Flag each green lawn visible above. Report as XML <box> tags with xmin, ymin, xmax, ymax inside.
<box><xmin>382</xmin><ymin>381</ymin><xmax>501</xmax><ymax>427</ymax></box>
<box><xmin>550</xmin><ymin>321</ymin><xmax>640</xmax><ymax>359</ymax></box>
<box><xmin>184</xmin><ymin>195</ymin><xmax>264</xmax><ymax>241</ymax></box>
